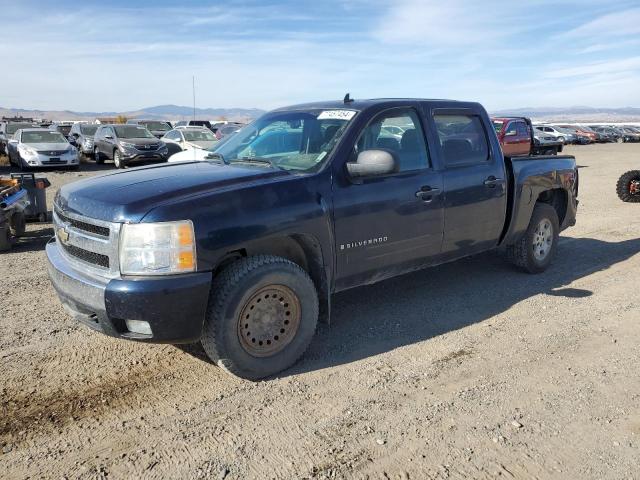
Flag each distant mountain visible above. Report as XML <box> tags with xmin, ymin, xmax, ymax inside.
<box><xmin>0</xmin><ymin>104</ymin><xmax>266</xmax><ymax>123</ymax></box>
<box><xmin>491</xmin><ymin>106</ymin><xmax>640</xmax><ymax>123</ymax></box>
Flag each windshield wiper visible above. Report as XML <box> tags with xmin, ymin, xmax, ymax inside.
<box><xmin>231</xmin><ymin>156</ymin><xmax>279</xmax><ymax>169</ymax></box>
<box><xmin>205</xmin><ymin>152</ymin><xmax>226</xmax><ymax>163</ymax></box>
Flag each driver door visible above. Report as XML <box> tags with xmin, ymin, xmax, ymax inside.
<box><xmin>332</xmin><ymin>106</ymin><xmax>444</xmax><ymax>290</ymax></box>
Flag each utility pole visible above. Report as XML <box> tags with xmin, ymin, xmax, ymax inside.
<box><xmin>192</xmin><ymin>75</ymin><xmax>196</xmax><ymax>121</ymax></box>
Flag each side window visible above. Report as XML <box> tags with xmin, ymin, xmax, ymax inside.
<box><xmin>516</xmin><ymin>121</ymin><xmax>529</xmax><ymax>137</ymax></box>
<box><xmin>165</xmin><ymin>131</ymin><xmax>179</xmax><ymax>141</ymax></box>
<box><xmin>356</xmin><ymin>108</ymin><xmax>429</xmax><ymax>172</ymax></box>
<box><xmin>434</xmin><ymin>114</ymin><xmax>490</xmax><ymax>167</ymax></box>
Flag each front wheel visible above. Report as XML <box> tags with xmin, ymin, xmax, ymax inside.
<box><xmin>201</xmin><ymin>255</ymin><xmax>318</xmax><ymax>380</ymax></box>
<box><xmin>113</xmin><ymin>149</ymin><xmax>125</xmax><ymax>169</ymax></box>
<box><xmin>616</xmin><ymin>170</ymin><xmax>640</xmax><ymax>203</ymax></box>
<box><xmin>506</xmin><ymin>203</ymin><xmax>560</xmax><ymax>274</ymax></box>
<box><xmin>94</xmin><ymin>147</ymin><xmax>104</xmax><ymax>164</ymax></box>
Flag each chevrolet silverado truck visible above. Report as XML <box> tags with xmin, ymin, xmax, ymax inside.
<box><xmin>47</xmin><ymin>98</ymin><xmax>578</xmax><ymax>380</ymax></box>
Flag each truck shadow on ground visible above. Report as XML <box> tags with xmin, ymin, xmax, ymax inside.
<box><xmin>293</xmin><ymin>236</ymin><xmax>640</xmax><ymax>376</ymax></box>
<box><xmin>178</xmin><ymin>236</ymin><xmax>640</xmax><ymax>378</ymax></box>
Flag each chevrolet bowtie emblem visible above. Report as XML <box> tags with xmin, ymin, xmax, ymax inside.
<box><xmin>57</xmin><ymin>227</ymin><xmax>69</xmax><ymax>244</ymax></box>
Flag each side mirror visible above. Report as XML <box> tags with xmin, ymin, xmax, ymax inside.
<box><xmin>505</xmin><ymin>130</ymin><xmax>517</xmax><ymax>137</ymax></box>
<box><xmin>105</xmin><ymin>134</ymin><xmax>113</xmax><ymax>139</ymax></box>
<box><xmin>8</xmin><ymin>139</ymin><xmax>18</xmax><ymax>144</ymax></box>
<box><xmin>346</xmin><ymin>150</ymin><xmax>397</xmax><ymax>179</ymax></box>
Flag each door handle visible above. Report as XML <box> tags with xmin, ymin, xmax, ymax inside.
<box><xmin>484</xmin><ymin>176</ymin><xmax>504</xmax><ymax>188</ymax></box>
<box><xmin>415</xmin><ymin>186</ymin><xmax>441</xmax><ymax>202</ymax></box>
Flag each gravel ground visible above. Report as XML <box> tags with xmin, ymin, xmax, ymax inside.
<box><xmin>1</xmin><ymin>144</ymin><xmax>639</xmax><ymax>479</ymax></box>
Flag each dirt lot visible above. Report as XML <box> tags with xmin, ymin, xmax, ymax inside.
<box><xmin>1</xmin><ymin>144</ymin><xmax>639</xmax><ymax>479</ymax></box>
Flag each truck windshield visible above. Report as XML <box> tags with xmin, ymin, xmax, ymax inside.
<box><xmin>211</xmin><ymin>109</ymin><xmax>357</xmax><ymax>172</ymax></box>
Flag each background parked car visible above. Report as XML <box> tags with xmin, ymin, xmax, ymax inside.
<box><xmin>533</xmin><ymin>124</ymin><xmax>570</xmax><ymax>143</ymax></box>
<box><xmin>127</xmin><ymin>119</ymin><xmax>172</xmax><ymax>138</ymax></box>
<box><xmin>49</xmin><ymin>122</ymin><xmax>74</xmax><ymax>138</ymax></box>
<box><xmin>162</xmin><ymin>126</ymin><xmax>218</xmax><ymax>155</ymax></box>
<box><xmin>69</xmin><ymin>122</ymin><xmax>99</xmax><ymax>157</ymax></box>
<box><xmin>173</xmin><ymin>119</ymin><xmax>215</xmax><ymax>131</ymax></box>
<box><xmin>0</xmin><ymin>121</ymin><xmax>38</xmax><ymax>154</ymax></box>
<box><xmin>532</xmin><ymin>129</ymin><xmax>563</xmax><ymax>155</ymax></box>
<box><xmin>588</xmin><ymin>125</ymin><xmax>621</xmax><ymax>143</ymax></box>
<box><xmin>555</xmin><ymin>125</ymin><xmax>593</xmax><ymax>144</ymax></box>
<box><xmin>619</xmin><ymin>126</ymin><xmax>640</xmax><ymax>142</ymax></box>
<box><xmin>7</xmin><ymin>128</ymin><xmax>78</xmax><ymax>169</ymax></box>
<box><xmin>93</xmin><ymin>124</ymin><xmax>169</xmax><ymax>168</ymax></box>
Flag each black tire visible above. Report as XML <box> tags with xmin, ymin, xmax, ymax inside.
<box><xmin>506</xmin><ymin>203</ymin><xmax>560</xmax><ymax>274</ymax></box>
<box><xmin>201</xmin><ymin>255</ymin><xmax>319</xmax><ymax>380</ymax></box>
<box><xmin>10</xmin><ymin>212</ymin><xmax>26</xmax><ymax>237</ymax></box>
<box><xmin>18</xmin><ymin>156</ymin><xmax>30</xmax><ymax>172</ymax></box>
<box><xmin>94</xmin><ymin>147</ymin><xmax>104</xmax><ymax>164</ymax></box>
<box><xmin>616</xmin><ymin>170</ymin><xmax>640</xmax><ymax>203</ymax></box>
<box><xmin>113</xmin><ymin>149</ymin><xmax>125</xmax><ymax>168</ymax></box>
<box><xmin>0</xmin><ymin>226</ymin><xmax>10</xmax><ymax>251</ymax></box>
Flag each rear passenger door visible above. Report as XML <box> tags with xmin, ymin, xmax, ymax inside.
<box><xmin>433</xmin><ymin>110</ymin><xmax>508</xmax><ymax>259</ymax></box>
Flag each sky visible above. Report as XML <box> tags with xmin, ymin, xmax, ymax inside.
<box><xmin>3</xmin><ymin>0</ymin><xmax>640</xmax><ymax>112</ymax></box>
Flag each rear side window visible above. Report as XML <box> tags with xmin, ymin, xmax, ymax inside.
<box><xmin>515</xmin><ymin>121</ymin><xmax>529</xmax><ymax>136</ymax></box>
<box><xmin>434</xmin><ymin>114</ymin><xmax>489</xmax><ymax>166</ymax></box>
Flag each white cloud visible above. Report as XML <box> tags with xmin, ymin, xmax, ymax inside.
<box><xmin>562</xmin><ymin>7</ymin><xmax>640</xmax><ymax>38</ymax></box>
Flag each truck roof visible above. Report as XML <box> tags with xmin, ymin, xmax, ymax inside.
<box><xmin>273</xmin><ymin>98</ymin><xmax>480</xmax><ymax>112</ymax></box>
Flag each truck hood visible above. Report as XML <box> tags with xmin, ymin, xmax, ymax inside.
<box><xmin>55</xmin><ymin>161</ymin><xmax>290</xmax><ymax>223</ymax></box>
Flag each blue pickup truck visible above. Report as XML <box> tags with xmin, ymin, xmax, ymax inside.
<box><xmin>47</xmin><ymin>98</ymin><xmax>578</xmax><ymax>379</ymax></box>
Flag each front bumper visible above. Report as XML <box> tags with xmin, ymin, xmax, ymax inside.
<box><xmin>121</xmin><ymin>150</ymin><xmax>169</xmax><ymax>162</ymax></box>
<box><xmin>46</xmin><ymin>239</ymin><xmax>211</xmax><ymax>343</ymax></box>
<box><xmin>21</xmin><ymin>152</ymin><xmax>78</xmax><ymax>167</ymax></box>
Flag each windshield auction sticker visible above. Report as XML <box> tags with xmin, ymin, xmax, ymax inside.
<box><xmin>317</xmin><ymin>110</ymin><xmax>357</xmax><ymax>120</ymax></box>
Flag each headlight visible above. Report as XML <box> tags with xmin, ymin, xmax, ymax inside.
<box><xmin>18</xmin><ymin>145</ymin><xmax>37</xmax><ymax>157</ymax></box>
<box><xmin>119</xmin><ymin>220</ymin><xmax>196</xmax><ymax>275</ymax></box>
<box><xmin>120</xmin><ymin>141</ymin><xmax>137</xmax><ymax>149</ymax></box>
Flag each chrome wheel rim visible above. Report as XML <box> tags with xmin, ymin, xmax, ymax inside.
<box><xmin>533</xmin><ymin>218</ymin><xmax>553</xmax><ymax>261</ymax></box>
<box><xmin>238</xmin><ymin>285</ymin><xmax>301</xmax><ymax>357</ymax></box>
<box><xmin>114</xmin><ymin>151</ymin><xmax>121</xmax><ymax>168</ymax></box>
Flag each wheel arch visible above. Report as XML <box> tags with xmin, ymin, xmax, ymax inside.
<box><xmin>212</xmin><ymin>233</ymin><xmax>331</xmax><ymax>323</ymax></box>
<box><xmin>536</xmin><ymin>188</ymin><xmax>568</xmax><ymax>226</ymax></box>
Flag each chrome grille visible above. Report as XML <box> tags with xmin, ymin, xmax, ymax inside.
<box><xmin>136</xmin><ymin>143</ymin><xmax>160</xmax><ymax>151</ymax></box>
<box><xmin>38</xmin><ymin>150</ymin><xmax>67</xmax><ymax>156</ymax></box>
<box><xmin>55</xmin><ymin>207</ymin><xmax>110</xmax><ymax>237</ymax></box>
<box><xmin>53</xmin><ymin>207</ymin><xmax>121</xmax><ymax>277</ymax></box>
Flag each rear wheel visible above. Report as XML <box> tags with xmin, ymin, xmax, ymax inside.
<box><xmin>201</xmin><ymin>255</ymin><xmax>318</xmax><ymax>380</ymax></box>
<box><xmin>616</xmin><ymin>170</ymin><xmax>640</xmax><ymax>203</ymax></box>
<box><xmin>507</xmin><ymin>203</ymin><xmax>560</xmax><ymax>274</ymax></box>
